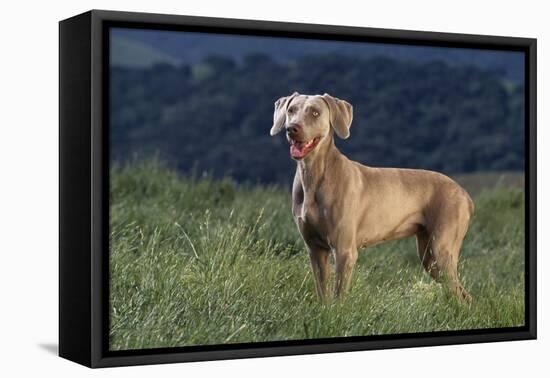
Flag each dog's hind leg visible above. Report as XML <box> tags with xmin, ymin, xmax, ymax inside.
<box><xmin>429</xmin><ymin>223</ymin><xmax>472</xmax><ymax>303</ymax></box>
<box><xmin>416</xmin><ymin>226</ymin><xmax>439</xmax><ymax>280</ymax></box>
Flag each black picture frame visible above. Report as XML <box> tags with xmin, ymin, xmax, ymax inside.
<box><xmin>59</xmin><ymin>9</ymin><xmax>537</xmax><ymax>368</ymax></box>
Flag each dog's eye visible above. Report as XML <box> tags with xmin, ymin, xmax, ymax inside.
<box><xmin>312</xmin><ymin>110</ymin><xmax>319</xmax><ymax>117</ymax></box>
<box><xmin>288</xmin><ymin>107</ymin><xmax>295</xmax><ymax>114</ymax></box>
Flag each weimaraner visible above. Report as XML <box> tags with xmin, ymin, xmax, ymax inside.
<box><xmin>270</xmin><ymin>92</ymin><xmax>474</xmax><ymax>302</ymax></box>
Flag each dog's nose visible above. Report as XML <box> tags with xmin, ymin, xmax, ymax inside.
<box><xmin>286</xmin><ymin>123</ymin><xmax>301</xmax><ymax>136</ymax></box>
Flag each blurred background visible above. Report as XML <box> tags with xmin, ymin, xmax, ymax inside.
<box><xmin>109</xmin><ymin>27</ymin><xmax>525</xmax><ymax>189</ymax></box>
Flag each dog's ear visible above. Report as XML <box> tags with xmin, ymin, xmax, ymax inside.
<box><xmin>270</xmin><ymin>92</ymin><xmax>299</xmax><ymax>136</ymax></box>
<box><xmin>321</xmin><ymin>93</ymin><xmax>353</xmax><ymax>139</ymax></box>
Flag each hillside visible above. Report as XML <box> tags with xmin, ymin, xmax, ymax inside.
<box><xmin>110</xmin><ymin>53</ymin><xmax>525</xmax><ymax>186</ymax></box>
<box><xmin>111</xmin><ymin>28</ymin><xmax>525</xmax><ymax>81</ymax></box>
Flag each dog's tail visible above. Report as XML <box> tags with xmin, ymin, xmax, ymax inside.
<box><xmin>465</xmin><ymin>191</ymin><xmax>475</xmax><ymax>225</ymax></box>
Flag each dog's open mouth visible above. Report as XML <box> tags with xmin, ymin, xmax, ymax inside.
<box><xmin>289</xmin><ymin>137</ymin><xmax>321</xmax><ymax>159</ymax></box>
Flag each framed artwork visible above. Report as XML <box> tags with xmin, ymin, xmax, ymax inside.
<box><xmin>59</xmin><ymin>9</ymin><xmax>536</xmax><ymax>368</ymax></box>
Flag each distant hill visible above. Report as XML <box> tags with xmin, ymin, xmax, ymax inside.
<box><xmin>109</xmin><ymin>53</ymin><xmax>524</xmax><ymax>185</ymax></box>
<box><xmin>111</xmin><ymin>28</ymin><xmax>525</xmax><ymax>81</ymax></box>
<box><xmin>111</xmin><ymin>35</ymin><xmax>180</xmax><ymax>68</ymax></box>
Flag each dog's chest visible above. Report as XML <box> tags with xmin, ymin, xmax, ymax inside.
<box><xmin>293</xmin><ymin>186</ymin><xmax>331</xmax><ymax>248</ymax></box>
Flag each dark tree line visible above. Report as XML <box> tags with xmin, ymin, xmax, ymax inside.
<box><xmin>110</xmin><ymin>53</ymin><xmax>524</xmax><ymax>186</ymax></box>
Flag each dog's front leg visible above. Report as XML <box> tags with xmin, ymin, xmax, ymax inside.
<box><xmin>333</xmin><ymin>247</ymin><xmax>358</xmax><ymax>298</ymax></box>
<box><xmin>308</xmin><ymin>246</ymin><xmax>331</xmax><ymax>302</ymax></box>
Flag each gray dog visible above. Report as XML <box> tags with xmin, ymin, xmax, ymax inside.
<box><xmin>270</xmin><ymin>92</ymin><xmax>474</xmax><ymax>302</ymax></box>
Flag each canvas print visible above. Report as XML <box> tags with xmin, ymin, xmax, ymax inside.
<box><xmin>108</xmin><ymin>27</ymin><xmax>526</xmax><ymax>351</ymax></box>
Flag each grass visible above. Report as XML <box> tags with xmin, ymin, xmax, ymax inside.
<box><xmin>109</xmin><ymin>160</ymin><xmax>525</xmax><ymax>351</ymax></box>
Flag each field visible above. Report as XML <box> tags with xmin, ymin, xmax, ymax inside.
<box><xmin>109</xmin><ymin>161</ymin><xmax>525</xmax><ymax>351</ymax></box>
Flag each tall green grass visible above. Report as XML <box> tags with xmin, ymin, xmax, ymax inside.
<box><xmin>109</xmin><ymin>160</ymin><xmax>525</xmax><ymax>350</ymax></box>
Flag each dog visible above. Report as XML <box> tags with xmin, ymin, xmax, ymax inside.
<box><xmin>270</xmin><ymin>92</ymin><xmax>474</xmax><ymax>302</ymax></box>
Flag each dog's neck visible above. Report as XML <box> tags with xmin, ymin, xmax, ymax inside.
<box><xmin>297</xmin><ymin>135</ymin><xmax>340</xmax><ymax>192</ymax></box>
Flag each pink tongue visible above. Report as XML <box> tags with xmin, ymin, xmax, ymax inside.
<box><xmin>290</xmin><ymin>144</ymin><xmax>306</xmax><ymax>159</ymax></box>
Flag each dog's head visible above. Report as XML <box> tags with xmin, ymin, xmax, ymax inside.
<box><xmin>270</xmin><ymin>92</ymin><xmax>353</xmax><ymax>160</ymax></box>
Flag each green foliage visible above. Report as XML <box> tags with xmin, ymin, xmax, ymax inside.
<box><xmin>109</xmin><ymin>161</ymin><xmax>525</xmax><ymax>350</ymax></box>
<box><xmin>110</xmin><ymin>53</ymin><xmax>524</xmax><ymax>186</ymax></box>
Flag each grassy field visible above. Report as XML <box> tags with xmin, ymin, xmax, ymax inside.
<box><xmin>109</xmin><ymin>161</ymin><xmax>525</xmax><ymax>351</ymax></box>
